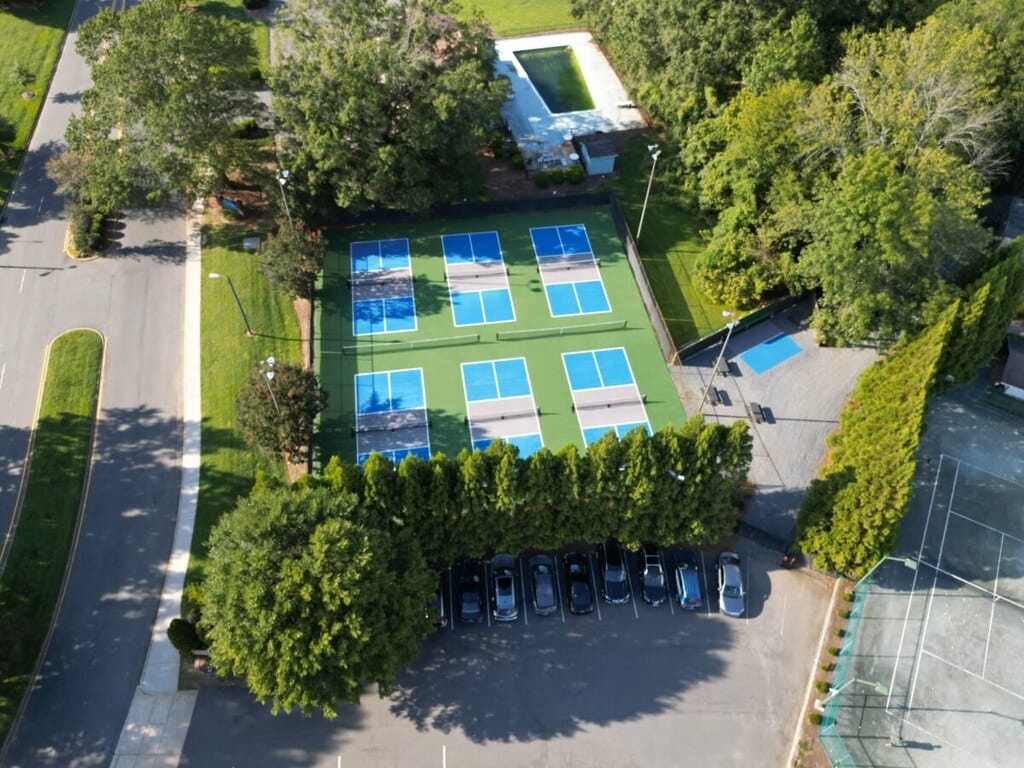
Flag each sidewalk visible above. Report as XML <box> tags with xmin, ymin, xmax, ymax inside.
<box><xmin>110</xmin><ymin>202</ymin><xmax>203</xmax><ymax>767</ymax></box>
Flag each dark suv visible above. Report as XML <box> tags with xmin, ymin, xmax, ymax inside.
<box><xmin>640</xmin><ymin>544</ymin><xmax>667</xmax><ymax>606</ymax></box>
<box><xmin>599</xmin><ymin>538</ymin><xmax>631</xmax><ymax>605</ymax></box>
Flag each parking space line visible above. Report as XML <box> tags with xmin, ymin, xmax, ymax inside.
<box><xmin>553</xmin><ymin>557</ymin><xmax>566</xmax><ymax>623</ymax></box>
<box><xmin>624</xmin><ymin>560</ymin><xmax>639</xmax><ymax>619</ymax></box>
<box><xmin>519</xmin><ymin>559</ymin><xmax>529</xmax><ymax>626</ymax></box>
<box><xmin>589</xmin><ymin>552</ymin><xmax>603</xmax><ymax>621</ymax></box>
<box><xmin>447</xmin><ymin>568</ymin><xmax>455</xmax><ymax>632</ymax></box>
<box><xmin>484</xmin><ymin>563</ymin><xmax>492</xmax><ymax>627</ymax></box>
<box><xmin>665</xmin><ymin>551</ymin><xmax>675</xmax><ymax>616</ymax></box>
<box><xmin>701</xmin><ymin>551</ymin><xmax>712</xmax><ymax>615</ymax></box>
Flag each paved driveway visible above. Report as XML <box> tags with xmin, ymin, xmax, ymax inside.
<box><xmin>181</xmin><ymin>540</ymin><xmax>830</xmax><ymax>767</ymax></box>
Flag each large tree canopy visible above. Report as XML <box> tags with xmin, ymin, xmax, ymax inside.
<box><xmin>201</xmin><ymin>487</ymin><xmax>435</xmax><ymax>716</ymax></box>
<box><xmin>272</xmin><ymin>0</ymin><xmax>508</xmax><ymax>214</ymax></box>
<box><xmin>49</xmin><ymin>0</ymin><xmax>260</xmax><ymax>211</ymax></box>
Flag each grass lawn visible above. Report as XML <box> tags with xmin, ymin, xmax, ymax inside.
<box><xmin>601</xmin><ymin>134</ymin><xmax>733</xmax><ymax>344</ymax></box>
<box><xmin>0</xmin><ymin>0</ymin><xmax>77</xmax><ymax>208</ymax></box>
<box><xmin>196</xmin><ymin>0</ymin><xmax>271</xmax><ymax>78</ymax></box>
<box><xmin>316</xmin><ymin>207</ymin><xmax>686</xmax><ymax>465</ymax></box>
<box><xmin>514</xmin><ymin>46</ymin><xmax>594</xmax><ymax>113</ymax></box>
<box><xmin>461</xmin><ymin>0</ymin><xmax>575</xmax><ymax>37</ymax></box>
<box><xmin>185</xmin><ymin>224</ymin><xmax>301</xmax><ymax>589</ymax></box>
<box><xmin>0</xmin><ymin>330</ymin><xmax>102</xmax><ymax>744</ymax></box>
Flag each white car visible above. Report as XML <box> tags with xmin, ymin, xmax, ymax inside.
<box><xmin>716</xmin><ymin>552</ymin><xmax>745</xmax><ymax>617</ymax></box>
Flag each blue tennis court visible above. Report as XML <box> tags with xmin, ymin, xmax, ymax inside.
<box><xmin>462</xmin><ymin>358</ymin><xmax>543</xmax><ymax>458</ymax></box>
<box><xmin>354</xmin><ymin>368</ymin><xmax>430</xmax><ymax>465</ymax></box>
<box><xmin>350</xmin><ymin>239</ymin><xmax>410</xmax><ymax>272</ymax></box>
<box><xmin>563</xmin><ymin>348</ymin><xmax>636</xmax><ymax>390</ymax></box>
<box><xmin>451</xmin><ymin>289</ymin><xmax>515</xmax><ymax>326</ymax></box>
<box><xmin>530</xmin><ymin>224</ymin><xmax>593</xmax><ymax>258</ymax></box>
<box><xmin>582</xmin><ymin>423</ymin><xmax>651</xmax><ymax>445</ymax></box>
<box><xmin>739</xmin><ymin>332</ymin><xmax>802</xmax><ymax>374</ymax></box>
<box><xmin>442</xmin><ymin>231</ymin><xmax>502</xmax><ymax>264</ymax></box>
<box><xmin>353</xmin><ymin>296</ymin><xmax>416</xmax><ymax>335</ymax></box>
<box><xmin>463</xmin><ymin>358</ymin><xmax>532</xmax><ymax>401</ymax></box>
<box><xmin>546</xmin><ymin>280</ymin><xmax>610</xmax><ymax>316</ymax></box>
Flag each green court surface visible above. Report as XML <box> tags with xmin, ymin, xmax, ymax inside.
<box><xmin>316</xmin><ymin>207</ymin><xmax>685</xmax><ymax>464</ymax></box>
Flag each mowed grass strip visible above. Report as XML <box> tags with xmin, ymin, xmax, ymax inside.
<box><xmin>514</xmin><ymin>46</ymin><xmax>594</xmax><ymax>113</ymax></box>
<box><xmin>186</xmin><ymin>224</ymin><xmax>302</xmax><ymax>588</ymax></box>
<box><xmin>461</xmin><ymin>0</ymin><xmax>575</xmax><ymax>37</ymax></box>
<box><xmin>0</xmin><ymin>329</ymin><xmax>102</xmax><ymax>743</ymax></box>
<box><xmin>601</xmin><ymin>134</ymin><xmax>734</xmax><ymax>343</ymax></box>
<box><xmin>0</xmin><ymin>0</ymin><xmax>77</xmax><ymax>207</ymax></box>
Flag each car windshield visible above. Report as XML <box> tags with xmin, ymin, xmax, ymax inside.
<box><xmin>723</xmin><ymin>584</ymin><xmax>741</xmax><ymax>598</ymax></box>
<box><xmin>497</xmin><ymin>575</ymin><xmax>513</xmax><ymax>593</ymax></box>
<box><xmin>645</xmin><ymin>571</ymin><xmax>663</xmax><ymax>587</ymax></box>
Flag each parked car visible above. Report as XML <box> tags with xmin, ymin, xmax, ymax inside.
<box><xmin>430</xmin><ymin>569</ymin><xmax>448</xmax><ymax>628</ymax></box>
<box><xmin>563</xmin><ymin>551</ymin><xmax>594</xmax><ymax>615</ymax></box>
<box><xmin>640</xmin><ymin>544</ymin><xmax>667</xmax><ymax>606</ymax></box>
<box><xmin>491</xmin><ymin>554</ymin><xmax>519</xmax><ymax>621</ymax></box>
<box><xmin>717</xmin><ymin>551</ymin><xmax>745</xmax><ymax>617</ymax></box>
<box><xmin>599</xmin><ymin>538</ymin><xmax>631</xmax><ymax>604</ymax></box>
<box><xmin>529</xmin><ymin>554</ymin><xmax>558</xmax><ymax>616</ymax></box>
<box><xmin>456</xmin><ymin>559</ymin><xmax>485</xmax><ymax>624</ymax></box>
<box><xmin>672</xmin><ymin>550</ymin><xmax>703</xmax><ymax>611</ymax></box>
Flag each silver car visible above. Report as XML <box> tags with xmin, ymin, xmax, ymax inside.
<box><xmin>491</xmin><ymin>554</ymin><xmax>519</xmax><ymax>622</ymax></box>
<box><xmin>716</xmin><ymin>551</ymin><xmax>745</xmax><ymax>617</ymax></box>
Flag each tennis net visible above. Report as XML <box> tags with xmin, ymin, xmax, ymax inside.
<box><xmin>495</xmin><ymin>320</ymin><xmax>626</xmax><ymax>342</ymax></box>
<box><xmin>352</xmin><ymin>415</ymin><xmax>430</xmax><ymax>434</ymax></box>
<box><xmin>572</xmin><ymin>394</ymin><xmax>644</xmax><ymax>411</ymax></box>
<box><xmin>342</xmin><ymin>333</ymin><xmax>480</xmax><ymax>355</ymax></box>
<box><xmin>471</xmin><ymin>407</ymin><xmax>540</xmax><ymax>423</ymax></box>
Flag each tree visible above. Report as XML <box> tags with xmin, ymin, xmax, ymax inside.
<box><xmin>236</xmin><ymin>363</ymin><xmax>327</xmax><ymax>463</ymax></box>
<box><xmin>259</xmin><ymin>219</ymin><xmax>326</xmax><ymax>297</ymax></box>
<box><xmin>272</xmin><ymin>0</ymin><xmax>508</xmax><ymax>214</ymax></box>
<box><xmin>201</xmin><ymin>487</ymin><xmax>435</xmax><ymax>715</ymax></box>
<box><xmin>50</xmin><ymin>0</ymin><xmax>260</xmax><ymax>210</ymax></box>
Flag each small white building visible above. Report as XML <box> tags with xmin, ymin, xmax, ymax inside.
<box><xmin>577</xmin><ymin>136</ymin><xmax>618</xmax><ymax>176</ymax></box>
<box><xmin>997</xmin><ymin>333</ymin><xmax>1024</xmax><ymax>400</ymax></box>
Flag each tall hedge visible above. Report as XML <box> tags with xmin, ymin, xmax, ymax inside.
<box><xmin>316</xmin><ymin>420</ymin><xmax>752</xmax><ymax>563</ymax></box>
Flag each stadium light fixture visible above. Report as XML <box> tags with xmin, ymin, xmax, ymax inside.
<box><xmin>636</xmin><ymin>144</ymin><xmax>662</xmax><ymax>241</ymax></box>
<box><xmin>698</xmin><ymin>311</ymin><xmax>736</xmax><ymax>411</ymax></box>
<box><xmin>276</xmin><ymin>168</ymin><xmax>292</xmax><ymax>225</ymax></box>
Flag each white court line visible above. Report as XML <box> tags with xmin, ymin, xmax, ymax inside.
<box><xmin>922</xmin><ymin>648</ymin><xmax>1024</xmax><ymax>703</ymax></box>
<box><xmin>624</xmin><ymin>559</ymin><xmax>639</xmax><ymax>619</ymax></box>
<box><xmin>589</xmin><ymin>552</ymin><xmax>603</xmax><ymax>621</ymax></box>
<box><xmin>18</xmin><ymin>269</ymin><xmax>26</xmax><ymax>294</ymax></box>
<box><xmin>914</xmin><ymin>559</ymin><xmax>1024</xmax><ymax>612</ymax></box>
<box><xmin>908</xmin><ymin>466</ymin><xmax>958</xmax><ymax>714</ymax></box>
<box><xmin>552</xmin><ymin>557</ymin><xmax>566</xmax><ymax>623</ymax></box>
<box><xmin>0</xmin><ymin>362</ymin><xmax>5</xmax><ymax>392</ymax></box>
<box><xmin>949</xmin><ymin>508</ymin><xmax>1024</xmax><ymax>546</ymax></box>
<box><xmin>982</xmin><ymin>533</ymin><xmax>1004</xmax><ymax>678</ymax></box>
<box><xmin>887</xmin><ymin>455</ymin><xmax>948</xmax><ymax>713</ymax></box>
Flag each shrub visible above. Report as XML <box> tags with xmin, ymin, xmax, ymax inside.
<box><xmin>837</xmin><ymin>608</ymin><xmax>851</xmax><ymax>619</ymax></box>
<box><xmin>167</xmin><ymin>617</ymin><xmax>205</xmax><ymax>657</ymax></box>
<box><xmin>843</xmin><ymin>590</ymin><xmax>855</xmax><ymax>602</ymax></box>
<box><xmin>833</xmin><ymin>627</ymin><xmax>845</xmax><ymax>638</ymax></box>
<box><xmin>509</xmin><ymin>151</ymin><xmax>525</xmax><ymax>170</ymax></box>
<box><xmin>821</xmin><ymin>662</ymin><xmax>835</xmax><ymax>672</ymax></box>
<box><xmin>8</xmin><ymin>61</ymin><xmax>33</xmax><ymax>90</ymax></box>
<box><xmin>67</xmin><ymin>202</ymin><xmax>103</xmax><ymax>255</ymax></box>
<box><xmin>489</xmin><ymin>132</ymin><xmax>504</xmax><ymax>155</ymax></box>
<box><xmin>827</xmin><ymin>645</ymin><xmax>840</xmax><ymax>656</ymax></box>
<box><xmin>242</xmin><ymin>0</ymin><xmax>268</xmax><ymax>8</ymax></box>
<box><xmin>808</xmin><ymin>713</ymin><xmax>823</xmax><ymax>726</ymax></box>
<box><xmin>566</xmin><ymin>164</ymin><xmax>585</xmax><ymax>184</ymax></box>
<box><xmin>549</xmin><ymin>168</ymin><xmax>565</xmax><ymax>185</ymax></box>
<box><xmin>815</xmin><ymin>680</ymin><xmax>830</xmax><ymax>693</ymax></box>
<box><xmin>533</xmin><ymin>171</ymin><xmax>550</xmax><ymax>188</ymax></box>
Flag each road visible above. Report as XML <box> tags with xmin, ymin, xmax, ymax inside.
<box><xmin>0</xmin><ymin>0</ymin><xmax>185</xmax><ymax>764</ymax></box>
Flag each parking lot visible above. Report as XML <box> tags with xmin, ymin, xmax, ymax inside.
<box><xmin>181</xmin><ymin>538</ymin><xmax>831</xmax><ymax>767</ymax></box>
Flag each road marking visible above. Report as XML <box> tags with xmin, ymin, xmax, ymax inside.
<box><xmin>442</xmin><ymin>744</ymin><xmax>447</xmax><ymax>768</ymax></box>
<box><xmin>38</xmin><ymin>196</ymin><xmax>44</xmax><ymax>212</ymax></box>
<box><xmin>484</xmin><ymin>563</ymin><xmax>491</xmax><ymax>627</ymax></box>
<box><xmin>18</xmin><ymin>269</ymin><xmax>26</xmax><ymax>294</ymax></box>
<box><xmin>0</xmin><ymin>362</ymin><xmax>5</xmax><ymax>392</ymax></box>
<box><xmin>665</xmin><ymin>551</ymin><xmax>675</xmax><ymax>616</ymax></box>
<box><xmin>552</xmin><ymin>556</ymin><xmax>566</xmax><ymax>623</ymax></box>
<box><xmin>447</xmin><ymin>568</ymin><xmax>454</xmax><ymax>633</ymax></box>
<box><xmin>982</xmin><ymin>533</ymin><xmax>1004</xmax><ymax>678</ymax></box>
<box><xmin>589</xmin><ymin>552</ymin><xmax>602</xmax><ymax>621</ymax></box>
<box><xmin>624</xmin><ymin>559</ymin><xmax>639</xmax><ymax>619</ymax></box>
<box><xmin>519</xmin><ymin>558</ymin><xmax>528</xmax><ymax>626</ymax></box>
<box><xmin>779</xmin><ymin>594</ymin><xmax>786</xmax><ymax>637</ymax></box>
<box><xmin>701</xmin><ymin>551</ymin><xmax>712</xmax><ymax>615</ymax></box>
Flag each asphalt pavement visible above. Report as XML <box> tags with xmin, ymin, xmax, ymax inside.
<box><xmin>0</xmin><ymin>0</ymin><xmax>186</xmax><ymax>764</ymax></box>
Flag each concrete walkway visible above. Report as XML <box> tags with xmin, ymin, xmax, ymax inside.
<box><xmin>110</xmin><ymin>202</ymin><xmax>203</xmax><ymax>767</ymax></box>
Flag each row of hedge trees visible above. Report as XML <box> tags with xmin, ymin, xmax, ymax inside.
<box><xmin>797</xmin><ymin>248</ymin><xmax>1024</xmax><ymax>576</ymax></box>
<box><xmin>291</xmin><ymin>419</ymin><xmax>753</xmax><ymax>565</ymax></box>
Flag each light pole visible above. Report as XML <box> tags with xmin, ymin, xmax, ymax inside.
<box><xmin>276</xmin><ymin>168</ymin><xmax>292</xmax><ymax>226</ymax></box>
<box><xmin>260</xmin><ymin>356</ymin><xmax>281</xmax><ymax>413</ymax></box>
<box><xmin>698</xmin><ymin>311</ymin><xmax>736</xmax><ymax>411</ymax></box>
<box><xmin>636</xmin><ymin>144</ymin><xmax>661</xmax><ymax>241</ymax></box>
<box><xmin>208</xmin><ymin>272</ymin><xmax>254</xmax><ymax>337</ymax></box>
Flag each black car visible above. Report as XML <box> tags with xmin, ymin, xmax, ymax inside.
<box><xmin>599</xmin><ymin>538</ymin><xmax>631</xmax><ymax>604</ymax></box>
<box><xmin>491</xmin><ymin>554</ymin><xmax>519</xmax><ymax>622</ymax></box>
<box><xmin>529</xmin><ymin>554</ymin><xmax>559</xmax><ymax>616</ymax></box>
<box><xmin>456</xmin><ymin>560</ymin><xmax>485</xmax><ymax>624</ymax></box>
<box><xmin>563</xmin><ymin>551</ymin><xmax>594</xmax><ymax>615</ymax></box>
<box><xmin>640</xmin><ymin>544</ymin><xmax>667</xmax><ymax>606</ymax></box>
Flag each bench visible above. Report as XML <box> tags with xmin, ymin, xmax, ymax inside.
<box><xmin>707</xmin><ymin>387</ymin><xmax>722</xmax><ymax>406</ymax></box>
<box><xmin>716</xmin><ymin>358</ymin><xmax>730</xmax><ymax>377</ymax></box>
<box><xmin>747</xmin><ymin>402</ymin><xmax>765</xmax><ymax>424</ymax></box>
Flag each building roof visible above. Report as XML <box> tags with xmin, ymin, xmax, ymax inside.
<box><xmin>1001</xmin><ymin>333</ymin><xmax>1024</xmax><ymax>389</ymax></box>
<box><xmin>579</xmin><ymin>136</ymin><xmax>618</xmax><ymax>158</ymax></box>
